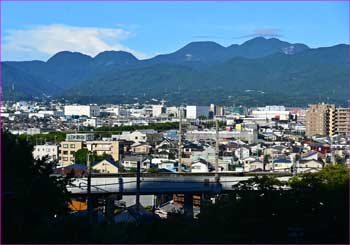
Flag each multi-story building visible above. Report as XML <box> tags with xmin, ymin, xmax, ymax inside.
<box><xmin>66</xmin><ymin>133</ymin><xmax>95</xmax><ymax>142</ymax></box>
<box><xmin>152</xmin><ymin>105</ymin><xmax>166</xmax><ymax>118</ymax></box>
<box><xmin>186</xmin><ymin>105</ymin><xmax>209</xmax><ymax>119</ymax></box>
<box><xmin>329</xmin><ymin>107</ymin><xmax>349</xmax><ymax>136</ymax></box>
<box><xmin>209</xmin><ymin>104</ymin><xmax>225</xmax><ymax>118</ymax></box>
<box><xmin>305</xmin><ymin>104</ymin><xmax>335</xmax><ymax>137</ymax></box>
<box><xmin>305</xmin><ymin>104</ymin><xmax>349</xmax><ymax>137</ymax></box>
<box><xmin>251</xmin><ymin>105</ymin><xmax>290</xmax><ymax>121</ymax></box>
<box><xmin>33</xmin><ymin>143</ymin><xmax>59</xmax><ymax>162</ymax></box>
<box><xmin>64</xmin><ymin>105</ymin><xmax>100</xmax><ymax>117</ymax></box>
<box><xmin>59</xmin><ymin>141</ymin><xmax>84</xmax><ymax>166</ymax></box>
<box><xmin>86</xmin><ymin>141</ymin><xmax>120</xmax><ymax>161</ymax></box>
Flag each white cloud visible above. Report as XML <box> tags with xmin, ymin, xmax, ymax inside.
<box><xmin>3</xmin><ymin>24</ymin><xmax>147</xmax><ymax>60</ymax></box>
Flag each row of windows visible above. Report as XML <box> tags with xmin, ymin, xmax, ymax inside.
<box><xmin>36</xmin><ymin>148</ymin><xmax>55</xmax><ymax>152</ymax></box>
<box><xmin>59</xmin><ymin>157</ymin><xmax>75</xmax><ymax>161</ymax></box>
<box><xmin>62</xmin><ymin>150</ymin><xmax>75</xmax><ymax>155</ymax></box>
<box><xmin>62</xmin><ymin>144</ymin><xmax>76</xmax><ymax>148</ymax></box>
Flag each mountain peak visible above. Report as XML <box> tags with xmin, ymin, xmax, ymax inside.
<box><xmin>180</xmin><ymin>41</ymin><xmax>225</xmax><ymax>51</ymax></box>
<box><xmin>47</xmin><ymin>51</ymin><xmax>92</xmax><ymax>64</ymax></box>
<box><xmin>93</xmin><ymin>50</ymin><xmax>138</xmax><ymax>66</ymax></box>
<box><xmin>241</xmin><ymin>36</ymin><xmax>281</xmax><ymax>46</ymax></box>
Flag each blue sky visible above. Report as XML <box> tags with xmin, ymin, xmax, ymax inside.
<box><xmin>2</xmin><ymin>1</ymin><xmax>349</xmax><ymax>61</ymax></box>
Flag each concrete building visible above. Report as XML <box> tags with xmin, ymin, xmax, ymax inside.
<box><xmin>86</xmin><ymin>141</ymin><xmax>120</xmax><ymax>161</ymax></box>
<box><xmin>64</xmin><ymin>105</ymin><xmax>100</xmax><ymax>117</ymax></box>
<box><xmin>66</xmin><ymin>133</ymin><xmax>95</xmax><ymax>142</ymax></box>
<box><xmin>305</xmin><ymin>104</ymin><xmax>335</xmax><ymax>137</ymax></box>
<box><xmin>166</xmin><ymin>106</ymin><xmax>179</xmax><ymax>118</ymax></box>
<box><xmin>33</xmin><ymin>144</ymin><xmax>59</xmax><ymax>162</ymax></box>
<box><xmin>59</xmin><ymin>141</ymin><xmax>84</xmax><ymax>166</ymax></box>
<box><xmin>186</xmin><ymin>105</ymin><xmax>209</xmax><ymax>119</ymax></box>
<box><xmin>209</xmin><ymin>104</ymin><xmax>225</xmax><ymax>118</ymax></box>
<box><xmin>152</xmin><ymin>105</ymin><xmax>166</xmax><ymax>118</ymax></box>
<box><xmin>185</xmin><ymin>129</ymin><xmax>258</xmax><ymax>144</ymax></box>
<box><xmin>251</xmin><ymin>105</ymin><xmax>290</xmax><ymax>121</ymax></box>
<box><xmin>329</xmin><ymin>107</ymin><xmax>349</xmax><ymax>136</ymax></box>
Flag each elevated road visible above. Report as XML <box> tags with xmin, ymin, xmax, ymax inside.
<box><xmin>67</xmin><ymin>173</ymin><xmax>291</xmax><ymax>195</ymax></box>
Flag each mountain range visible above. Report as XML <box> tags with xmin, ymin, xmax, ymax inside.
<box><xmin>2</xmin><ymin>37</ymin><xmax>348</xmax><ymax>106</ymax></box>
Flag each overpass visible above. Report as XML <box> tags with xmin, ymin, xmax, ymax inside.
<box><xmin>67</xmin><ymin>173</ymin><xmax>292</xmax><ymax>196</ymax></box>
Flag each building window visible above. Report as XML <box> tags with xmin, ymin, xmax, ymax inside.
<box><xmin>63</xmin><ymin>157</ymin><xmax>68</xmax><ymax>161</ymax></box>
<box><xmin>63</xmin><ymin>144</ymin><xmax>68</xmax><ymax>148</ymax></box>
<box><xmin>63</xmin><ymin>151</ymin><xmax>68</xmax><ymax>155</ymax></box>
<box><xmin>70</xmin><ymin>144</ymin><xmax>75</xmax><ymax>148</ymax></box>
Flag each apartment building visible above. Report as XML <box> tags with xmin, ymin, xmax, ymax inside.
<box><xmin>33</xmin><ymin>143</ymin><xmax>59</xmax><ymax>162</ymax></box>
<box><xmin>86</xmin><ymin>141</ymin><xmax>120</xmax><ymax>161</ymax></box>
<box><xmin>305</xmin><ymin>104</ymin><xmax>349</xmax><ymax>137</ymax></box>
<box><xmin>59</xmin><ymin>141</ymin><xmax>84</xmax><ymax>166</ymax></box>
<box><xmin>329</xmin><ymin>107</ymin><xmax>349</xmax><ymax>136</ymax></box>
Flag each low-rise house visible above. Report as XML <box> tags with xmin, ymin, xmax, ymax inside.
<box><xmin>266</xmin><ymin>158</ymin><xmax>292</xmax><ymax>172</ymax></box>
<box><xmin>131</xmin><ymin>142</ymin><xmax>152</xmax><ymax>155</ymax></box>
<box><xmin>191</xmin><ymin>161</ymin><xmax>209</xmax><ymax>173</ymax></box>
<box><xmin>54</xmin><ymin>163</ymin><xmax>87</xmax><ymax>177</ymax></box>
<box><xmin>234</xmin><ymin>147</ymin><xmax>250</xmax><ymax>160</ymax></box>
<box><xmin>122</xmin><ymin>156</ymin><xmax>149</xmax><ymax>169</ymax></box>
<box><xmin>247</xmin><ymin>160</ymin><xmax>265</xmax><ymax>172</ymax></box>
<box><xmin>298</xmin><ymin>159</ymin><xmax>324</xmax><ymax>173</ymax></box>
<box><xmin>301</xmin><ymin>151</ymin><xmax>318</xmax><ymax>161</ymax></box>
<box><xmin>92</xmin><ymin>159</ymin><xmax>119</xmax><ymax>174</ymax></box>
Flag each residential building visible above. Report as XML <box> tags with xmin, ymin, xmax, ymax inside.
<box><xmin>329</xmin><ymin>107</ymin><xmax>349</xmax><ymax>136</ymax></box>
<box><xmin>59</xmin><ymin>141</ymin><xmax>84</xmax><ymax>166</ymax></box>
<box><xmin>305</xmin><ymin>103</ymin><xmax>335</xmax><ymax>137</ymax></box>
<box><xmin>33</xmin><ymin>143</ymin><xmax>59</xmax><ymax>162</ymax></box>
<box><xmin>122</xmin><ymin>156</ymin><xmax>149</xmax><ymax>169</ymax></box>
<box><xmin>92</xmin><ymin>159</ymin><xmax>119</xmax><ymax>174</ymax></box>
<box><xmin>66</xmin><ymin>133</ymin><xmax>95</xmax><ymax>142</ymax></box>
<box><xmin>131</xmin><ymin>142</ymin><xmax>152</xmax><ymax>155</ymax></box>
<box><xmin>86</xmin><ymin>141</ymin><xmax>120</xmax><ymax>161</ymax></box>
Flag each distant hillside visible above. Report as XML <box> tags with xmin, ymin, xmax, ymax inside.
<box><xmin>2</xmin><ymin>37</ymin><xmax>348</xmax><ymax>106</ymax></box>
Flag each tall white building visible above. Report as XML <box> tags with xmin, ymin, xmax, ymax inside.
<box><xmin>64</xmin><ymin>105</ymin><xmax>100</xmax><ymax>117</ymax></box>
<box><xmin>186</xmin><ymin>105</ymin><xmax>209</xmax><ymax>119</ymax></box>
<box><xmin>152</xmin><ymin>105</ymin><xmax>166</xmax><ymax>118</ymax></box>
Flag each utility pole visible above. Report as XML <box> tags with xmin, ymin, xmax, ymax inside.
<box><xmin>215</xmin><ymin>120</ymin><xmax>219</xmax><ymax>182</ymax></box>
<box><xmin>178</xmin><ymin>107</ymin><xmax>182</xmax><ymax>173</ymax></box>
<box><xmin>292</xmin><ymin>154</ymin><xmax>297</xmax><ymax>176</ymax></box>
<box><xmin>136</xmin><ymin>156</ymin><xmax>141</xmax><ymax>212</ymax></box>
<box><xmin>87</xmin><ymin>152</ymin><xmax>93</xmax><ymax>225</ymax></box>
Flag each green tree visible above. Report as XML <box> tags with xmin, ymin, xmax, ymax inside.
<box><xmin>73</xmin><ymin>148</ymin><xmax>89</xmax><ymax>164</ymax></box>
<box><xmin>2</xmin><ymin>132</ymin><xmax>71</xmax><ymax>243</ymax></box>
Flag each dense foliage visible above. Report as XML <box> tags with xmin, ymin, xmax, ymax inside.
<box><xmin>74</xmin><ymin>148</ymin><xmax>112</xmax><ymax>165</ymax></box>
<box><xmin>1</xmin><ymin>132</ymin><xmax>72</xmax><ymax>243</ymax></box>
